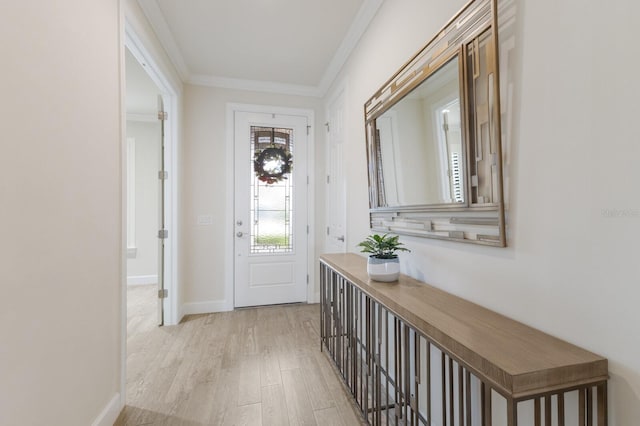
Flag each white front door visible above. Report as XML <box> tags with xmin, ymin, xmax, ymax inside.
<box><xmin>234</xmin><ymin>111</ymin><xmax>309</xmax><ymax>308</ymax></box>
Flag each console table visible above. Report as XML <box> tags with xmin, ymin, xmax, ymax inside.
<box><xmin>319</xmin><ymin>253</ymin><xmax>608</xmax><ymax>426</ymax></box>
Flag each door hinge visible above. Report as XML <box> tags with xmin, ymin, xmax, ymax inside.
<box><xmin>324</xmin><ymin>122</ymin><xmax>330</xmax><ymax>133</ymax></box>
<box><xmin>327</xmin><ymin>175</ymin><xmax>330</xmax><ymax>184</ymax></box>
<box><xmin>306</xmin><ymin>125</ymin><xmax>311</xmax><ymax>135</ymax></box>
<box><xmin>158</xmin><ymin>289</ymin><xmax>168</xmax><ymax>299</ymax></box>
<box><xmin>307</xmin><ymin>176</ymin><xmax>310</xmax><ymax>185</ymax></box>
<box><xmin>307</xmin><ymin>225</ymin><xmax>309</xmax><ymax>235</ymax></box>
<box><xmin>158</xmin><ymin>229</ymin><xmax>168</xmax><ymax>239</ymax></box>
<box><xmin>158</xmin><ymin>170</ymin><xmax>168</xmax><ymax>180</ymax></box>
<box><xmin>306</xmin><ymin>274</ymin><xmax>309</xmax><ymax>284</ymax></box>
<box><xmin>158</xmin><ymin>111</ymin><xmax>168</xmax><ymax>121</ymax></box>
<box><xmin>326</xmin><ymin>226</ymin><xmax>330</xmax><ymax>236</ymax></box>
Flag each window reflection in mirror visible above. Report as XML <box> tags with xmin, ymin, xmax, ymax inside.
<box><xmin>374</xmin><ymin>56</ymin><xmax>464</xmax><ymax>207</ymax></box>
<box><xmin>364</xmin><ymin>0</ymin><xmax>505</xmax><ymax>246</ymax></box>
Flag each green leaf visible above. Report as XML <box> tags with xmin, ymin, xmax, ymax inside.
<box><xmin>357</xmin><ymin>233</ymin><xmax>411</xmax><ymax>257</ymax></box>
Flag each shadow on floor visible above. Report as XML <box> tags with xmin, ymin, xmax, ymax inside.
<box><xmin>115</xmin><ymin>405</ymin><xmax>207</xmax><ymax>426</ymax></box>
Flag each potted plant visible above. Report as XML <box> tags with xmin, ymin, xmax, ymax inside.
<box><xmin>357</xmin><ymin>233</ymin><xmax>410</xmax><ymax>282</ymax></box>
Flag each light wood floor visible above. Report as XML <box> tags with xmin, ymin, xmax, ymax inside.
<box><xmin>116</xmin><ymin>285</ymin><xmax>364</xmax><ymax>426</ymax></box>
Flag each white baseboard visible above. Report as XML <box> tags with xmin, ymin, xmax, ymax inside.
<box><xmin>127</xmin><ymin>275</ymin><xmax>158</xmax><ymax>286</ymax></box>
<box><xmin>180</xmin><ymin>299</ymin><xmax>230</xmax><ymax>321</ymax></box>
<box><xmin>91</xmin><ymin>393</ymin><xmax>122</xmax><ymax>426</ymax></box>
<box><xmin>178</xmin><ymin>295</ymin><xmax>322</xmax><ymax>322</ymax></box>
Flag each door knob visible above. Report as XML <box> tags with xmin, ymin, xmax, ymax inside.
<box><xmin>236</xmin><ymin>231</ymin><xmax>243</xmax><ymax>238</ymax></box>
<box><xmin>337</xmin><ymin>235</ymin><xmax>345</xmax><ymax>242</ymax></box>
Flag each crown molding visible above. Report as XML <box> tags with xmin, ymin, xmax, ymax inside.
<box><xmin>137</xmin><ymin>0</ymin><xmax>384</xmax><ymax>98</ymax></box>
<box><xmin>317</xmin><ymin>0</ymin><xmax>384</xmax><ymax>96</ymax></box>
<box><xmin>189</xmin><ymin>74</ymin><xmax>322</xmax><ymax>98</ymax></box>
<box><xmin>137</xmin><ymin>0</ymin><xmax>190</xmax><ymax>81</ymax></box>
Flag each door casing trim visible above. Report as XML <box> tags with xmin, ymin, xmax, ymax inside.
<box><xmin>226</xmin><ymin>103</ymin><xmax>315</xmax><ymax>310</ymax></box>
<box><xmin>124</xmin><ymin>23</ymin><xmax>179</xmax><ymax>326</ymax></box>
<box><xmin>323</xmin><ymin>81</ymin><xmax>348</xmax><ymax>256</ymax></box>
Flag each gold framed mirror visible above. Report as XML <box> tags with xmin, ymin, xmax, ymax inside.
<box><xmin>364</xmin><ymin>0</ymin><xmax>506</xmax><ymax>246</ymax></box>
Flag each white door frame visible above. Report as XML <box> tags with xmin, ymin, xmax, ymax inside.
<box><xmin>324</xmin><ymin>83</ymin><xmax>348</xmax><ymax>254</ymax></box>
<box><xmin>124</xmin><ymin>23</ymin><xmax>179</xmax><ymax>326</ymax></box>
<box><xmin>119</xmin><ymin>14</ymin><xmax>181</xmax><ymax>414</ymax></box>
<box><xmin>225</xmin><ymin>103</ymin><xmax>315</xmax><ymax>310</ymax></box>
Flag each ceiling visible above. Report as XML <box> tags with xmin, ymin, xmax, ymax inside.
<box><xmin>137</xmin><ymin>0</ymin><xmax>383</xmax><ymax>97</ymax></box>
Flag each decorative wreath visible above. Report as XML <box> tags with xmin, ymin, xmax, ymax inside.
<box><xmin>254</xmin><ymin>146</ymin><xmax>293</xmax><ymax>184</ymax></box>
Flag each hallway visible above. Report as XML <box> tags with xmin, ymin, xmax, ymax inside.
<box><xmin>116</xmin><ymin>285</ymin><xmax>363</xmax><ymax>425</ymax></box>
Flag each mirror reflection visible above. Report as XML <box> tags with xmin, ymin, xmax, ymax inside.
<box><xmin>375</xmin><ymin>56</ymin><xmax>463</xmax><ymax>207</ymax></box>
<box><xmin>364</xmin><ymin>0</ymin><xmax>505</xmax><ymax>246</ymax></box>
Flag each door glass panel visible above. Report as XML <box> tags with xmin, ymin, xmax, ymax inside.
<box><xmin>250</xmin><ymin>126</ymin><xmax>294</xmax><ymax>254</ymax></box>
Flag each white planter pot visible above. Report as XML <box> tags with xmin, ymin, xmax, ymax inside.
<box><xmin>367</xmin><ymin>256</ymin><xmax>400</xmax><ymax>282</ymax></box>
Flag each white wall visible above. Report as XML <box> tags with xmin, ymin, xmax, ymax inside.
<box><xmin>326</xmin><ymin>0</ymin><xmax>640</xmax><ymax>424</ymax></box>
<box><xmin>126</xmin><ymin>121</ymin><xmax>160</xmax><ymax>281</ymax></box>
<box><xmin>0</xmin><ymin>2</ymin><xmax>123</xmax><ymax>425</ymax></box>
<box><xmin>181</xmin><ymin>85</ymin><xmax>324</xmax><ymax>311</ymax></box>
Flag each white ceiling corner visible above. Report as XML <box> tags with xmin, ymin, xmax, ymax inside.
<box><xmin>317</xmin><ymin>0</ymin><xmax>384</xmax><ymax>96</ymax></box>
<box><xmin>137</xmin><ymin>0</ymin><xmax>190</xmax><ymax>82</ymax></box>
<box><xmin>136</xmin><ymin>0</ymin><xmax>384</xmax><ymax>98</ymax></box>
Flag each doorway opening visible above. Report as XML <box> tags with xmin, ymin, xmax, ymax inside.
<box><xmin>124</xmin><ymin>25</ymin><xmax>179</xmax><ymax>327</ymax></box>
<box><xmin>121</xmin><ymin>21</ymin><xmax>181</xmax><ymax>415</ymax></box>
<box><xmin>124</xmin><ymin>47</ymin><xmax>165</xmax><ymax>327</ymax></box>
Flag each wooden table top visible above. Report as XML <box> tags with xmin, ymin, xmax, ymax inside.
<box><xmin>320</xmin><ymin>253</ymin><xmax>608</xmax><ymax>399</ymax></box>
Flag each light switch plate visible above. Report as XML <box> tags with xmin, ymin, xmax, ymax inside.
<box><xmin>197</xmin><ymin>215</ymin><xmax>213</xmax><ymax>226</ymax></box>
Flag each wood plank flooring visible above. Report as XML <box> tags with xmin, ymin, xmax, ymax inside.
<box><xmin>116</xmin><ymin>285</ymin><xmax>363</xmax><ymax>426</ymax></box>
